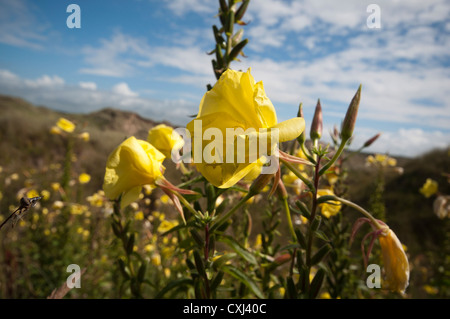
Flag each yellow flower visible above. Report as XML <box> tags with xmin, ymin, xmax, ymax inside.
<box><xmin>78</xmin><ymin>132</ymin><xmax>90</xmax><ymax>142</ymax></box>
<box><xmin>40</xmin><ymin>190</ymin><xmax>50</xmax><ymax>201</ymax></box>
<box><xmin>419</xmin><ymin>178</ymin><xmax>438</xmax><ymax>198</ymax></box>
<box><xmin>26</xmin><ymin>189</ymin><xmax>40</xmax><ymax>198</ymax></box>
<box><xmin>379</xmin><ymin>228</ymin><xmax>410</xmax><ymax>294</ymax></box>
<box><xmin>151</xmin><ymin>253</ymin><xmax>161</xmax><ymax>266</ymax></box>
<box><xmin>160</xmin><ymin>194</ymin><xmax>170</xmax><ymax>204</ymax></box>
<box><xmin>147</xmin><ymin>124</ymin><xmax>184</xmax><ymax>158</ymax></box>
<box><xmin>56</xmin><ymin>117</ymin><xmax>76</xmax><ymax>133</ymax></box>
<box><xmin>0</xmin><ymin>191</ymin><xmax>3</xmax><ymax>201</ymax></box>
<box><xmin>387</xmin><ymin>158</ymin><xmax>397</xmax><ymax>167</ymax></box>
<box><xmin>134</xmin><ymin>211</ymin><xmax>144</xmax><ymax>221</ymax></box>
<box><xmin>317</xmin><ymin>189</ymin><xmax>341</xmax><ymax>218</ymax></box>
<box><xmin>423</xmin><ymin>285</ymin><xmax>438</xmax><ymax>295</ymax></box>
<box><xmin>51</xmin><ymin>182</ymin><xmax>61</xmax><ymax>192</ymax></box>
<box><xmin>103</xmin><ymin>136</ymin><xmax>165</xmax><ymax>208</ymax></box>
<box><xmin>157</xmin><ymin>219</ymin><xmax>179</xmax><ymax>233</ymax></box>
<box><xmin>78</xmin><ymin>173</ymin><xmax>91</xmax><ymax>184</ymax></box>
<box><xmin>50</xmin><ymin>126</ymin><xmax>62</xmax><ymax>135</ymax></box>
<box><xmin>52</xmin><ymin>200</ymin><xmax>64</xmax><ymax>210</ymax></box>
<box><xmin>186</xmin><ymin>68</ymin><xmax>305</xmax><ymax>188</ymax></box>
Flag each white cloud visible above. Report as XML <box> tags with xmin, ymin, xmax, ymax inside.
<box><xmin>0</xmin><ymin>0</ymin><xmax>49</xmax><ymax>50</ymax></box>
<box><xmin>80</xmin><ymin>31</ymin><xmax>212</xmax><ymax>78</ymax></box>
<box><xmin>79</xmin><ymin>81</ymin><xmax>97</xmax><ymax>90</ymax></box>
<box><xmin>0</xmin><ymin>69</ymin><xmax>196</xmax><ymax>126</ymax></box>
<box><xmin>112</xmin><ymin>82</ymin><xmax>138</xmax><ymax>97</ymax></box>
<box><xmin>348</xmin><ymin>127</ymin><xmax>449</xmax><ymax>158</ymax></box>
<box><xmin>163</xmin><ymin>0</ymin><xmax>216</xmax><ymax>16</ymax></box>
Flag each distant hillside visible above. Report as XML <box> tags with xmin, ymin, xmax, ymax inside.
<box><xmin>0</xmin><ymin>95</ymin><xmax>179</xmax><ymax>204</ymax></box>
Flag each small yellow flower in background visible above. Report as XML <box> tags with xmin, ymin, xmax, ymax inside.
<box><xmin>186</xmin><ymin>68</ymin><xmax>305</xmax><ymax>189</ymax></box>
<box><xmin>158</xmin><ymin>219</ymin><xmax>179</xmax><ymax>233</ymax></box>
<box><xmin>44</xmin><ymin>229</ymin><xmax>51</xmax><ymax>236</ymax></box>
<box><xmin>144</xmin><ymin>244</ymin><xmax>155</xmax><ymax>253</ymax></box>
<box><xmin>50</xmin><ymin>126</ymin><xmax>62</xmax><ymax>135</ymax></box>
<box><xmin>0</xmin><ymin>191</ymin><xmax>3</xmax><ymax>201</ymax></box>
<box><xmin>0</xmin><ymin>166</ymin><xmax>3</xmax><ymax>173</ymax></box>
<box><xmin>379</xmin><ymin>228</ymin><xmax>410</xmax><ymax>294</ymax></box>
<box><xmin>77</xmin><ymin>227</ymin><xmax>84</xmax><ymax>234</ymax></box>
<box><xmin>103</xmin><ymin>136</ymin><xmax>166</xmax><ymax>209</ymax></box>
<box><xmin>375</xmin><ymin>154</ymin><xmax>387</xmax><ymax>163</ymax></box>
<box><xmin>164</xmin><ymin>268</ymin><xmax>171</xmax><ymax>278</ymax></box>
<box><xmin>40</xmin><ymin>190</ymin><xmax>50</xmax><ymax>201</ymax></box>
<box><xmin>387</xmin><ymin>157</ymin><xmax>397</xmax><ymax>166</ymax></box>
<box><xmin>10</xmin><ymin>173</ymin><xmax>19</xmax><ymax>181</ymax></box>
<box><xmin>419</xmin><ymin>178</ymin><xmax>438</xmax><ymax>198</ymax></box>
<box><xmin>78</xmin><ymin>132</ymin><xmax>90</xmax><ymax>142</ymax></box>
<box><xmin>151</xmin><ymin>253</ymin><xmax>161</xmax><ymax>266</ymax></box>
<box><xmin>160</xmin><ymin>194</ymin><xmax>170</xmax><ymax>204</ymax></box>
<box><xmin>423</xmin><ymin>285</ymin><xmax>438</xmax><ymax>295</ymax></box>
<box><xmin>134</xmin><ymin>211</ymin><xmax>144</xmax><ymax>221</ymax></box>
<box><xmin>317</xmin><ymin>189</ymin><xmax>341</xmax><ymax>218</ymax></box>
<box><xmin>87</xmin><ymin>191</ymin><xmax>104</xmax><ymax>207</ymax></box>
<box><xmin>26</xmin><ymin>189</ymin><xmax>40</xmax><ymax>198</ymax></box>
<box><xmin>52</xmin><ymin>200</ymin><xmax>64</xmax><ymax>210</ymax></box>
<box><xmin>147</xmin><ymin>124</ymin><xmax>184</xmax><ymax>159</ymax></box>
<box><xmin>78</xmin><ymin>173</ymin><xmax>91</xmax><ymax>184</ymax></box>
<box><xmin>51</xmin><ymin>182</ymin><xmax>61</xmax><ymax>191</ymax></box>
<box><xmin>70</xmin><ymin>204</ymin><xmax>88</xmax><ymax>215</ymax></box>
<box><xmin>319</xmin><ymin>292</ymin><xmax>331</xmax><ymax>299</ymax></box>
<box><xmin>56</xmin><ymin>117</ymin><xmax>76</xmax><ymax>133</ymax></box>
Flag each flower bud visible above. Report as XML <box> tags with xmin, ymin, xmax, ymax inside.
<box><xmin>296</xmin><ymin>103</ymin><xmax>305</xmax><ymax>145</ymax></box>
<box><xmin>341</xmin><ymin>85</ymin><xmax>362</xmax><ymax>141</ymax></box>
<box><xmin>248</xmin><ymin>172</ymin><xmax>274</xmax><ymax>197</ymax></box>
<box><xmin>310</xmin><ymin>99</ymin><xmax>323</xmax><ymax>140</ymax></box>
<box><xmin>363</xmin><ymin>133</ymin><xmax>381</xmax><ymax>148</ymax></box>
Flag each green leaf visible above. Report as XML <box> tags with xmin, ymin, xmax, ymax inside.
<box><xmin>294</xmin><ymin>201</ymin><xmax>311</xmax><ymax>219</ymax></box>
<box><xmin>220</xmin><ymin>236</ymin><xmax>258</xmax><ymax>265</ymax></box>
<box><xmin>154</xmin><ymin>278</ymin><xmax>193</xmax><ymax>299</ymax></box>
<box><xmin>314</xmin><ymin>230</ymin><xmax>330</xmax><ymax>242</ymax></box>
<box><xmin>210</xmin><ymin>271</ymin><xmax>225</xmax><ymax>292</ymax></box>
<box><xmin>222</xmin><ymin>265</ymin><xmax>264</xmax><ymax>299</ymax></box>
<box><xmin>210</xmin><ymin>253</ymin><xmax>236</xmax><ymax>271</ymax></box>
<box><xmin>286</xmin><ymin>277</ymin><xmax>297</xmax><ymax>299</ymax></box>
<box><xmin>190</xmin><ymin>229</ymin><xmax>205</xmax><ymax>247</ymax></box>
<box><xmin>316</xmin><ymin>195</ymin><xmax>337</xmax><ymax>205</ymax></box>
<box><xmin>126</xmin><ymin>233</ymin><xmax>135</xmax><ymax>255</ymax></box>
<box><xmin>193</xmin><ymin>250</ymin><xmax>206</xmax><ymax>278</ymax></box>
<box><xmin>229</xmin><ymin>39</ymin><xmax>248</xmax><ymax>61</ymax></box>
<box><xmin>311</xmin><ymin>244</ymin><xmax>331</xmax><ymax>265</ymax></box>
<box><xmin>137</xmin><ymin>262</ymin><xmax>147</xmax><ymax>282</ymax></box>
<box><xmin>309</xmin><ymin>268</ymin><xmax>326</xmax><ymax>299</ymax></box>
<box><xmin>295</xmin><ymin>228</ymin><xmax>307</xmax><ymax>249</ymax></box>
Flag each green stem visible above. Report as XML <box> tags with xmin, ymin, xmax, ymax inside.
<box><xmin>333</xmin><ymin>196</ymin><xmax>384</xmax><ymax>230</ymax></box>
<box><xmin>319</xmin><ymin>137</ymin><xmax>349</xmax><ymax>176</ymax></box>
<box><xmin>176</xmin><ymin>175</ymin><xmax>204</xmax><ymax>189</ymax></box>
<box><xmin>281</xmin><ymin>159</ymin><xmax>315</xmax><ymax>193</ymax></box>
<box><xmin>210</xmin><ymin>193</ymin><xmax>252</xmax><ymax>232</ymax></box>
<box><xmin>282</xmin><ymin>197</ymin><xmax>296</xmax><ymax>242</ymax></box>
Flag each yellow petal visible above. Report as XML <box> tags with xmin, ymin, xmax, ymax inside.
<box><xmin>121</xmin><ymin>186</ymin><xmax>142</xmax><ymax>209</ymax></box>
<box><xmin>379</xmin><ymin>229</ymin><xmax>410</xmax><ymax>293</ymax></box>
<box><xmin>271</xmin><ymin>117</ymin><xmax>305</xmax><ymax>142</ymax></box>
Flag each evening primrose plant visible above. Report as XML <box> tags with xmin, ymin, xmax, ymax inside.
<box><xmin>97</xmin><ymin>0</ymin><xmax>410</xmax><ymax>299</ymax></box>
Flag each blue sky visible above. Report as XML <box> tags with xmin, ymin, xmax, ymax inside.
<box><xmin>0</xmin><ymin>0</ymin><xmax>449</xmax><ymax>157</ymax></box>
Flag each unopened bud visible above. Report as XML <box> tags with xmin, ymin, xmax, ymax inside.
<box><xmin>341</xmin><ymin>85</ymin><xmax>362</xmax><ymax>141</ymax></box>
<box><xmin>310</xmin><ymin>99</ymin><xmax>323</xmax><ymax>140</ymax></box>
<box><xmin>363</xmin><ymin>133</ymin><xmax>381</xmax><ymax>148</ymax></box>
<box><xmin>248</xmin><ymin>172</ymin><xmax>274</xmax><ymax>197</ymax></box>
<box><xmin>274</xmin><ymin>253</ymin><xmax>291</xmax><ymax>265</ymax></box>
